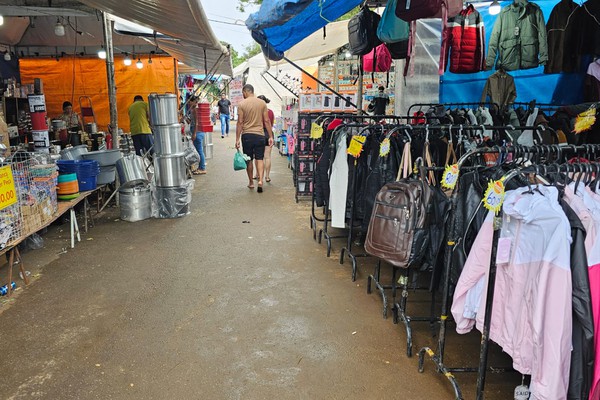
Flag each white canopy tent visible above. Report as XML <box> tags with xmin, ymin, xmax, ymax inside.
<box><xmin>233</xmin><ymin>53</ymin><xmax>320</xmax><ymax>118</ymax></box>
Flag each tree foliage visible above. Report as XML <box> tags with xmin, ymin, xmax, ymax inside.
<box><xmin>238</xmin><ymin>0</ymin><xmax>262</xmax><ymax>12</ymax></box>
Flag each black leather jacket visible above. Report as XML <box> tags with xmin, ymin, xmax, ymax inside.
<box><xmin>561</xmin><ymin>200</ymin><xmax>595</xmax><ymax>400</ymax></box>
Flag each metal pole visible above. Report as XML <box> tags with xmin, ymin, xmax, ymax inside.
<box><xmin>333</xmin><ymin>51</ymin><xmax>339</xmax><ymax>92</ymax></box>
<box><xmin>357</xmin><ymin>55</ymin><xmax>364</xmax><ymax>115</ymax></box>
<box><xmin>102</xmin><ymin>12</ymin><xmax>119</xmax><ymax>147</ymax></box>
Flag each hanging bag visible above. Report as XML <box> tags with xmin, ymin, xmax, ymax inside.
<box><xmin>363</xmin><ymin>44</ymin><xmax>393</xmax><ymax>72</ymax></box>
<box><xmin>348</xmin><ymin>6</ymin><xmax>382</xmax><ymax>56</ymax></box>
<box><xmin>395</xmin><ymin>0</ymin><xmax>441</xmax><ymax>21</ymax></box>
<box><xmin>377</xmin><ymin>0</ymin><xmax>410</xmax><ymax>43</ymax></box>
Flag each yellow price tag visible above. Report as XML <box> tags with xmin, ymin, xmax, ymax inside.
<box><xmin>482</xmin><ymin>179</ymin><xmax>505</xmax><ymax>214</ymax></box>
<box><xmin>347</xmin><ymin>135</ymin><xmax>367</xmax><ymax>158</ymax></box>
<box><xmin>379</xmin><ymin>138</ymin><xmax>391</xmax><ymax>157</ymax></box>
<box><xmin>310</xmin><ymin>122</ymin><xmax>323</xmax><ymax>139</ymax></box>
<box><xmin>441</xmin><ymin>164</ymin><xmax>459</xmax><ymax>190</ymax></box>
<box><xmin>574</xmin><ymin>106</ymin><xmax>597</xmax><ymax>134</ymax></box>
<box><xmin>0</xmin><ymin>165</ymin><xmax>17</xmax><ymax>210</ymax></box>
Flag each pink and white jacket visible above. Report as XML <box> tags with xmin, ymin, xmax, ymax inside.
<box><xmin>452</xmin><ymin>185</ymin><xmax>573</xmax><ymax>400</ymax></box>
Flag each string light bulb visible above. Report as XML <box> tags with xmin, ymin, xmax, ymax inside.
<box><xmin>124</xmin><ymin>54</ymin><xmax>132</xmax><ymax>66</ymax></box>
<box><xmin>98</xmin><ymin>46</ymin><xmax>107</xmax><ymax>59</ymax></box>
<box><xmin>54</xmin><ymin>18</ymin><xmax>65</xmax><ymax>36</ymax></box>
<box><xmin>489</xmin><ymin>0</ymin><xmax>501</xmax><ymax>15</ymax></box>
<box><xmin>136</xmin><ymin>58</ymin><xmax>143</xmax><ymax>69</ymax></box>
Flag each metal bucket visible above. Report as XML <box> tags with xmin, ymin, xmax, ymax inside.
<box><xmin>148</xmin><ymin>93</ymin><xmax>178</xmax><ymax>126</ymax></box>
<box><xmin>153</xmin><ymin>124</ymin><xmax>184</xmax><ymax>155</ymax></box>
<box><xmin>154</xmin><ymin>153</ymin><xmax>186</xmax><ymax>187</ymax></box>
<box><xmin>119</xmin><ymin>184</ymin><xmax>152</xmax><ymax>222</ymax></box>
<box><xmin>60</xmin><ymin>144</ymin><xmax>88</xmax><ymax>160</ymax></box>
<box><xmin>116</xmin><ymin>153</ymin><xmax>149</xmax><ymax>188</ymax></box>
<box><xmin>155</xmin><ymin>185</ymin><xmax>189</xmax><ymax>219</ymax></box>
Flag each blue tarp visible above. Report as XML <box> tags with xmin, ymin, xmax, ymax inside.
<box><xmin>440</xmin><ymin>0</ymin><xmax>585</xmax><ymax>105</ymax></box>
<box><xmin>247</xmin><ymin>0</ymin><xmax>363</xmax><ymax>59</ymax></box>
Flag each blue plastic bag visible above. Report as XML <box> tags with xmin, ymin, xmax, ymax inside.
<box><xmin>233</xmin><ymin>150</ymin><xmax>247</xmax><ymax>171</ymax></box>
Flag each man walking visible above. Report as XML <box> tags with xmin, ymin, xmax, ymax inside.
<box><xmin>235</xmin><ymin>84</ymin><xmax>273</xmax><ymax>193</ymax></box>
<box><xmin>217</xmin><ymin>92</ymin><xmax>232</xmax><ymax>138</ymax></box>
<box><xmin>128</xmin><ymin>95</ymin><xmax>154</xmax><ymax>156</ymax></box>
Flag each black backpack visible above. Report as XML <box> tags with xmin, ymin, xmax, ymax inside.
<box><xmin>348</xmin><ymin>6</ymin><xmax>381</xmax><ymax>56</ymax></box>
<box><xmin>386</xmin><ymin>39</ymin><xmax>409</xmax><ymax>59</ymax></box>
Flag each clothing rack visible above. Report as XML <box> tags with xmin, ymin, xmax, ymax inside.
<box><xmin>417</xmin><ymin>144</ymin><xmax>600</xmax><ymax>400</ymax></box>
<box><xmin>366</xmin><ymin>125</ymin><xmax>550</xmax><ymax>358</ymax></box>
<box><xmin>406</xmin><ymin>102</ymin><xmax>500</xmax><ymax>118</ymax></box>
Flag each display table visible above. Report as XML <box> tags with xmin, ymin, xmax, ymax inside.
<box><xmin>2</xmin><ymin>188</ymin><xmax>99</xmax><ymax>297</ymax></box>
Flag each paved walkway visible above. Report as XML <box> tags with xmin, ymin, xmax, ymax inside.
<box><xmin>0</xmin><ymin>122</ymin><xmax>517</xmax><ymax>399</ymax></box>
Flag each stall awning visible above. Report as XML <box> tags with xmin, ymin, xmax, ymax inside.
<box><xmin>247</xmin><ymin>0</ymin><xmax>363</xmax><ymax>60</ymax></box>
<box><xmin>78</xmin><ymin>0</ymin><xmax>233</xmax><ymax>76</ymax></box>
<box><xmin>284</xmin><ymin>20</ymin><xmax>349</xmax><ymax>61</ymax></box>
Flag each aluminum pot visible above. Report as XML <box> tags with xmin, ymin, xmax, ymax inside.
<box><xmin>148</xmin><ymin>93</ymin><xmax>178</xmax><ymax>126</ymax></box>
<box><xmin>60</xmin><ymin>144</ymin><xmax>88</xmax><ymax>160</ymax></box>
<box><xmin>81</xmin><ymin>149</ymin><xmax>122</xmax><ymax>166</ymax></box>
<box><xmin>154</xmin><ymin>153</ymin><xmax>186</xmax><ymax>187</ymax></box>
<box><xmin>152</xmin><ymin>124</ymin><xmax>184</xmax><ymax>155</ymax></box>
<box><xmin>119</xmin><ymin>184</ymin><xmax>152</xmax><ymax>222</ymax></box>
<box><xmin>116</xmin><ymin>153</ymin><xmax>149</xmax><ymax>188</ymax></box>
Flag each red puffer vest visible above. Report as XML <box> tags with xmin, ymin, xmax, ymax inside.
<box><xmin>440</xmin><ymin>5</ymin><xmax>486</xmax><ymax>74</ymax></box>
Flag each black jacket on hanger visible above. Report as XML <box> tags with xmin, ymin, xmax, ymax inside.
<box><xmin>560</xmin><ymin>200</ymin><xmax>595</xmax><ymax>400</ymax></box>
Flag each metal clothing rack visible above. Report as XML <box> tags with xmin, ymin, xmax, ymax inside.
<box><xmin>417</xmin><ymin>144</ymin><xmax>600</xmax><ymax>400</ymax></box>
<box><xmin>406</xmin><ymin>102</ymin><xmax>500</xmax><ymax>118</ymax></box>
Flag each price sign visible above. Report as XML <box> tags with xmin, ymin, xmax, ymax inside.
<box><xmin>379</xmin><ymin>138</ymin><xmax>391</xmax><ymax>157</ymax></box>
<box><xmin>482</xmin><ymin>179</ymin><xmax>505</xmax><ymax>214</ymax></box>
<box><xmin>0</xmin><ymin>165</ymin><xmax>17</xmax><ymax>210</ymax></box>
<box><xmin>441</xmin><ymin>164</ymin><xmax>459</xmax><ymax>190</ymax></box>
<box><xmin>347</xmin><ymin>135</ymin><xmax>367</xmax><ymax>158</ymax></box>
<box><xmin>27</xmin><ymin>94</ymin><xmax>46</xmax><ymax>113</ymax></box>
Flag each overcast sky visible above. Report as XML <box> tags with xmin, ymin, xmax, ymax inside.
<box><xmin>202</xmin><ymin>0</ymin><xmax>258</xmax><ymax>54</ymax></box>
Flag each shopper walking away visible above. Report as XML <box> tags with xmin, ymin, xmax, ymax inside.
<box><xmin>218</xmin><ymin>93</ymin><xmax>232</xmax><ymax>138</ymax></box>
<box><xmin>236</xmin><ymin>84</ymin><xmax>273</xmax><ymax>193</ymax></box>
<box><xmin>254</xmin><ymin>95</ymin><xmax>275</xmax><ymax>183</ymax></box>
<box><xmin>368</xmin><ymin>86</ymin><xmax>390</xmax><ymax>116</ymax></box>
<box><xmin>186</xmin><ymin>97</ymin><xmax>206</xmax><ymax>175</ymax></box>
<box><xmin>128</xmin><ymin>95</ymin><xmax>154</xmax><ymax>156</ymax></box>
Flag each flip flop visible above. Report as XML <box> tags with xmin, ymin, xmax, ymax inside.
<box><xmin>247</xmin><ymin>184</ymin><xmax>255</xmax><ymax>189</ymax></box>
<box><xmin>253</xmin><ymin>176</ymin><xmax>259</xmax><ymax>180</ymax></box>
<box><xmin>266</xmin><ymin>178</ymin><xmax>271</xmax><ymax>182</ymax></box>
<box><xmin>257</xmin><ymin>186</ymin><xmax>263</xmax><ymax>193</ymax></box>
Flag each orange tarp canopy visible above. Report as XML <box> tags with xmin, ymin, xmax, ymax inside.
<box><xmin>20</xmin><ymin>56</ymin><xmax>177</xmax><ymax>133</ymax></box>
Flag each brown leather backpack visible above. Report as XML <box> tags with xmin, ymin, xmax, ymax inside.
<box><xmin>365</xmin><ymin>142</ymin><xmax>433</xmax><ymax>268</ymax></box>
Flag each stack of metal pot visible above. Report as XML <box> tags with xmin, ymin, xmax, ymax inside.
<box><xmin>148</xmin><ymin>93</ymin><xmax>191</xmax><ymax>218</ymax></box>
<box><xmin>116</xmin><ymin>153</ymin><xmax>151</xmax><ymax>222</ymax></box>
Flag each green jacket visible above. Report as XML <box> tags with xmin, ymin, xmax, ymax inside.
<box><xmin>486</xmin><ymin>0</ymin><xmax>548</xmax><ymax>71</ymax></box>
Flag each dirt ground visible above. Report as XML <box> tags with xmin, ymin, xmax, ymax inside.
<box><xmin>0</xmin><ymin>122</ymin><xmax>520</xmax><ymax>399</ymax></box>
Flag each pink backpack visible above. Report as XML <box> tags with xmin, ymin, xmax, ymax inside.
<box><xmin>363</xmin><ymin>44</ymin><xmax>393</xmax><ymax>72</ymax></box>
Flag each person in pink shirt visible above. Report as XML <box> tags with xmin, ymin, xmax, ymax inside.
<box><xmin>254</xmin><ymin>95</ymin><xmax>275</xmax><ymax>183</ymax></box>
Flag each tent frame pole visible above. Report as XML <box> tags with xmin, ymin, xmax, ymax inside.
<box><xmin>102</xmin><ymin>12</ymin><xmax>119</xmax><ymax>147</ymax></box>
<box><xmin>282</xmin><ymin>56</ymin><xmax>357</xmax><ymax>109</ymax></box>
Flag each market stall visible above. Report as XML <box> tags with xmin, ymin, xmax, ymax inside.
<box><xmin>248</xmin><ymin>0</ymin><xmax>600</xmax><ymax>399</ymax></box>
